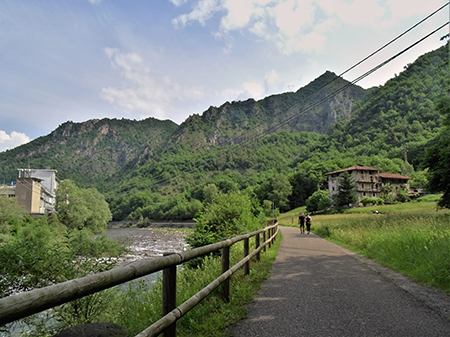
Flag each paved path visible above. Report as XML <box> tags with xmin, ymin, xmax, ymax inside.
<box><xmin>231</xmin><ymin>226</ymin><xmax>450</xmax><ymax>336</ymax></box>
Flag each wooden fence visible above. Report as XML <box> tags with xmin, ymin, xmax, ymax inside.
<box><xmin>0</xmin><ymin>223</ymin><xmax>278</xmax><ymax>337</ymax></box>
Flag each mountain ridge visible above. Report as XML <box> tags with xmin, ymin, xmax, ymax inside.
<box><xmin>0</xmin><ymin>43</ymin><xmax>448</xmax><ymax>208</ymax></box>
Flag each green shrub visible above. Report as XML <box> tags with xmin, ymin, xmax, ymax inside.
<box><xmin>186</xmin><ymin>192</ymin><xmax>265</xmax><ymax>249</ymax></box>
<box><xmin>306</xmin><ymin>190</ymin><xmax>330</xmax><ymax>214</ymax></box>
<box><xmin>360</xmin><ymin>197</ymin><xmax>384</xmax><ymax>206</ymax></box>
<box><xmin>414</xmin><ymin>194</ymin><xmax>442</xmax><ymax>203</ymax></box>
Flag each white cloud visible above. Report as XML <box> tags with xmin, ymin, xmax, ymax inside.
<box><xmin>87</xmin><ymin>0</ymin><xmax>102</xmax><ymax>4</ymax></box>
<box><xmin>243</xmin><ymin>81</ymin><xmax>265</xmax><ymax>98</ymax></box>
<box><xmin>316</xmin><ymin>0</ymin><xmax>385</xmax><ymax>26</ymax></box>
<box><xmin>0</xmin><ymin>130</ymin><xmax>30</xmax><ymax>152</ymax></box>
<box><xmin>172</xmin><ymin>0</ymin><xmax>221</xmax><ymax>28</ymax></box>
<box><xmin>385</xmin><ymin>0</ymin><xmax>445</xmax><ymax>20</ymax></box>
<box><xmin>101</xmin><ymin>48</ymin><xmax>204</xmax><ymax>119</ymax></box>
<box><xmin>168</xmin><ymin>0</ymin><xmax>188</xmax><ymax>7</ymax></box>
<box><xmin>173</xmin><ymin>0</ymin><xmax>331</xmax><ymax>55</ymax></box>
<box><xmin>265</xmin><ymin>69</ymin><xmax>279</xmax><ymax>88</ymax></box>
<box><xmin>271</xmin><ymin>0</ymin><xmax>315</xmax><ymax>38</ymax></box>
<box><xmin>220</xmin><ymin>69</ymin><xmax>281</xmax><ymax>102</ymax></box>
<box><xmin>219</xmin><ymin>0</ymin><xmax>269</xmax><ymax>32</ymax></box>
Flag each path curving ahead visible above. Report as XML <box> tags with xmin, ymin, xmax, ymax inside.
<box><xmin>231</xmin><ymin>226</ymin><xmax>450</xmax><ymax>337</ymax></box>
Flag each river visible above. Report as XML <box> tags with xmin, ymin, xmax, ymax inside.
<box><xmin>106</xmin><ymin>227</ymin><xmax>190</xmax><ymax>261</ymax></box>
<box><xmin>106</xmin><ymin>227</ymin><xmax>191</xmax><ymax>289</ymax></box>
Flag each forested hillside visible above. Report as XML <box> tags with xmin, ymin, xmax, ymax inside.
<box><xmin>105</xmin><ymin>43</ymin><xmax>449</xmax><ymax>221</ymax></box>
<box><xmin>329</xmin><ymin>45</ymin><xmax>449</xmax><ymax>168</ymax></box>
<box><xmin>1</xmin><ymin>42</ymin><xmax>448</xmax><ymax>221</ymax></box>
<box><xmin>0</xmin><ymin>118</ymin><xmax>178</xmax><ymax>187</ymax></box>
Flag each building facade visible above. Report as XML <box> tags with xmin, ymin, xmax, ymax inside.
<box><xmin>0</xmin><ymin>183</ymin><xmax>16</xmax><ymax>198</ymax></box>
<box><xmin>16</xmin><ymin>169</ymin><xmax>59</xmax><ymax>214</ymax></box>
<box><xmin>326</xmin><ymin>165</ymin><xmax>410</xmax><ymax>204</ymax></box>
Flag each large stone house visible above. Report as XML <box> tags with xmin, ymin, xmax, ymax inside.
<box><xmin>325</xmin><ymin>165</ymin><xmax>410</xmax><ymax>204</ymax></box>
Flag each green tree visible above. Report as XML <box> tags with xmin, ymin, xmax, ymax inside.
<box><xmin>420</xmin><ymin>96</ymin><xmax>450</xmax><ymax>209</ymax></box>
<box><xmin>381</xmin><ymin>183</ymin><xmax>395</xmax><ymax>203</ymax></box>
<box><xmin>395</xmin><ymin>184</ymin><xmax>410</xmax><ymax>203</ymax></box>
<box><xmin>267</xmin><ymin>174</ymin><xmax>292</xmax><ymax>212</ymax></box>
<box><xmin>289</xmin><ymin>172</ymin><xmax>318</xmax><ymax>209</ymax></box>
<box><xmin>203</xmin><ymin>183</ymin><xmax>220</xmax><ymax>205</ymax></box>
<box><xmin>56</xmin><ymin>180</ymin><xmax>112</xmax><ymax>232</ymax></box>
<box><xmin>0</xmin><ymin>197</ymin><xmax>27</xmax><ymax>243</ymax></box>
<box><xmin>306</xmin><ymin>190</ymin><xmax>331</xmax><ymax>214</ymax></box>
<box><xmin>186</xmin><ymin>192</ymin><xmax>265</xmax><ymax>249</ymax></box>
<box><xmin>334</xmin><ymin>172</ymin><xmax>357</xmax><ymax>209</ymax></box>
<box><xmin>263</xmin><ymin>199</ymin><xmax>279</xmax><ymax>218</ymax></box>
<box><xmin>422</xmin><ymin>130</ymin><xmax>450</xmax><ymax>209</ymax></box>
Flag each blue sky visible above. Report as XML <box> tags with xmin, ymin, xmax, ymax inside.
<box><xmin>0</xmin><ymin>0</ymin><xmax>448</xmax><ymax>152</ymax></box>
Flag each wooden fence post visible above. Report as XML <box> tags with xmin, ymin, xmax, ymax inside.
<box><xmin>244</xmin><ymin>237</ymin><xmax>250</xmax><ymax>275</ymax></box>
<box><xmin>268</xmin><ymin>227</ymin><xmax>272</xmax><ymax>248</ymax></box>
<box><xmin>263</xmin><ymin>229</ymin><xmax>267</xmax><ymax>252</ymax></box>
<box><xmin>163</xmin><ymin>252</ymin><xmax>177</xmax><ymax>337</ymax></box>
<box><xmin>221</xmin><ymin>239</ymin><xmax>230</xmax><ymax>302</ymax></box>
<box><xmin>255</xmin><ymin>232</ymin><xmax>260</xmax><ymax>262</ymax></box>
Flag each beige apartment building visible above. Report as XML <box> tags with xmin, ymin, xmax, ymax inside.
<box><xmin>325</xmin><ymin>165</ymin><xmax>410</xmax><ymax>204</ymax></box>
<box><xmin>13</xmin><ymin>169</ymin><xmax>60</xmax><ymax>214</ymax></box>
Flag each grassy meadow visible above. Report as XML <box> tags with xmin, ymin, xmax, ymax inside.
<box><xmin>278</xmin><ymin>199</ymin><xmax>450</xmax><ymax>293</ymax></box>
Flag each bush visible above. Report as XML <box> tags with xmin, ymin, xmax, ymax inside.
<box><xmin>360</xmin><ymin>197</ymin><xmax>385</xmax><ymax>207</ymax></box>
<box><xmin>186</xmin><ymin>192</ymin><xmax>265</xmax><ymax>249</ymax></box>
<box><xmin>306</xmin><ymin>190</ymin><xmax>330</xmax><ymax>214</ymax></box>
<box><xmin>414</xmin><ymin>194</ymin><xmax>442</xmax><ymax>203</ymax></box>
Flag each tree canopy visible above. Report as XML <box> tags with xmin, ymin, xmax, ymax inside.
<box><xmin>421</xmin><ymin>96</ymin><xmax>450</xmax><ymax>209</ymax></box>
<box><xmin>56</xmin><ymin>180</ymin><xmax>112</xmax><ymax>232</ymax></box>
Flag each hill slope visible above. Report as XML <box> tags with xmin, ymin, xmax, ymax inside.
<box><xmin>0</xmin><ymin>118</ymin><xmax>178</xmax><ymax>187</ymax></box>
<box><xmin>166</xmin><ymin>71</ymin><xmax>366</xmax><ymax>153</ymax></box>
<box><xmin>1</xmin><ymin>42</ymin><xmax>449</xmax><ymax>221</ymax></box>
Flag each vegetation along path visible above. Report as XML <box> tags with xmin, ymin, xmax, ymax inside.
<box><xmin>231</xmin><ymin>226</ymin><xmax>450</xmax><ymax>337</ymax></box>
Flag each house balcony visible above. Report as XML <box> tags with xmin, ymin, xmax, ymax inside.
<box><xmin>356</xmin><ymin>176</ymin><xmax>381</xmax><ymax>183</ymax></box>
<box><xmin>356</xmin><ymin>186</ymin><xmax>382</xmax><ymax>192</ymax></box>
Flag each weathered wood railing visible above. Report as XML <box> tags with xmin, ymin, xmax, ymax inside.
<box><xmin>0</xmin><ymin>223</ymin><xmax>278</xmax><ymax>337</ymax></box>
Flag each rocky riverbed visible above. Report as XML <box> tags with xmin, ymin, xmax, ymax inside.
<box><xmin>106</xmin><ymin>228</ymin><xmax>190</xmax><ymax>262</ymax></box>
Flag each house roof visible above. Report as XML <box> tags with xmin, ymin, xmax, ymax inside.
<box><xmin>325</xmin><ymin>165</ymin><xmax>380</xmax><ymax>175</ymax></box>
<box><xmin>379</xmin><ymin>172</ymin><xmax>410</xmax><ymax>180</ymax></box>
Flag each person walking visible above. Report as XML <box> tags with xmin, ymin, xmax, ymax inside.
<box><xmin>298</xmin><ymin>213</ymin><xmax>306</xmax><ymax>234</ymax></box>
<box><xmin>305</xmin><ymin>213</ymin><xmax>312</xmax><ymax>234</ymax></box>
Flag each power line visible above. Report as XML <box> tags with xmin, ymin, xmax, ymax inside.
<box><xmin>46</xmin><ymin>3</ymin><xmax>450</xmax><ymax>198</ymax></box>
<box><xmin>117</xmin><ymin>4</ymin><xmax>450</xmax><ymax>195</ymax></box>
<box><xmin>138</xmin><ymin>22</ymin><xmax>450</xmax><ymax>194</ymax></box>
<box><xmin>9</xmin><ymin>6</ymin><xmax>448</xmax><ymax>204</ymax></box>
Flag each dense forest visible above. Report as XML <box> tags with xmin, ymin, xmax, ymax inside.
<box><xmin>1</xmin><ymin>43</ymin><xmax>449</xmax><ymax>221</ymax></box>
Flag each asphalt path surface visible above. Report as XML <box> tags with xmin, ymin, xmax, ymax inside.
<box><xmin>231</xmin><ymin>226</ymin><xmax>450</xmax><ymax>336</ymax></box>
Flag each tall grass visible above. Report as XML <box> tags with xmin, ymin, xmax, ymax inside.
<box><xmin>305</xmin><ymin>202</ymin><xmax>450</xmax><ymax>292</ymax></box>
<box><xmin>100</xmin><ymin>235</ymin><xmax>280</xmax><ymax>336</ymax></box>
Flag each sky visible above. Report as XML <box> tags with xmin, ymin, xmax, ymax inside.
<box><xmin>0</xmin><ymin>0</ymin><xmax>448</xmax><ymax>152</ymax></box>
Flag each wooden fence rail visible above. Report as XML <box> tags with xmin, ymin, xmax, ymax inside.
<box><xmin>0</xmin><ymin>223</ymin><xmax>278</xmax><ymax>337</ymax></box>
